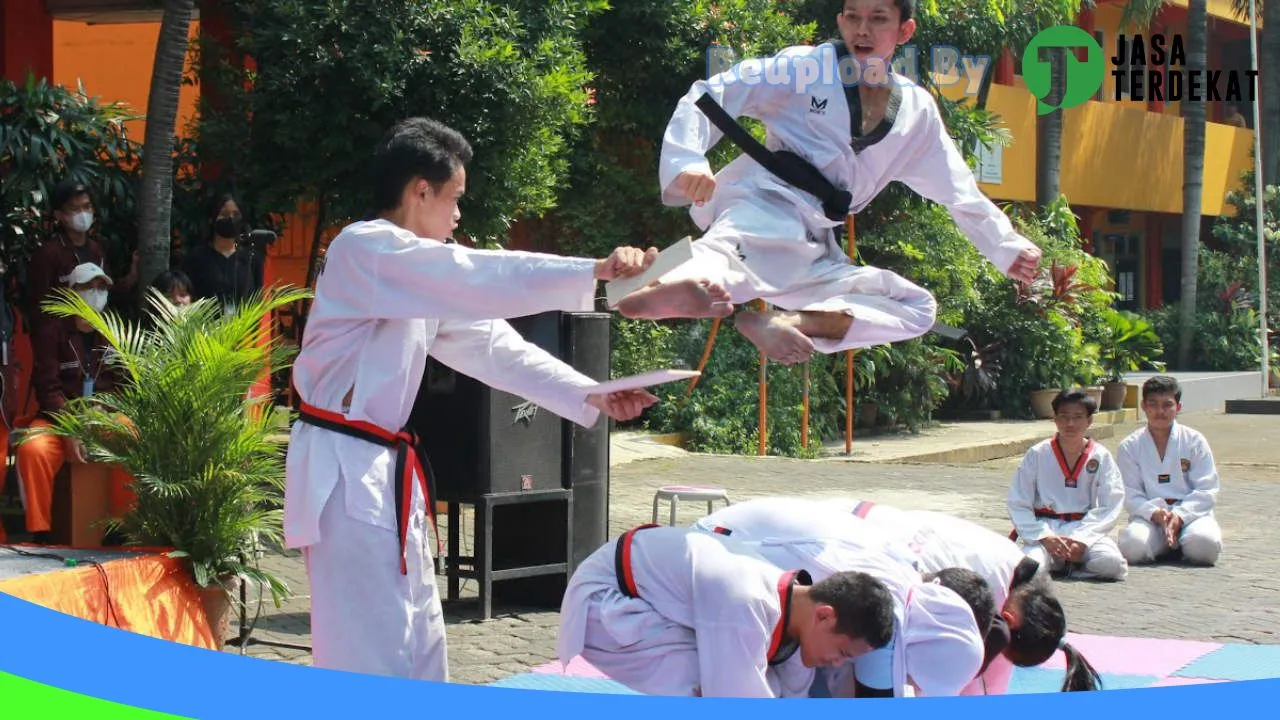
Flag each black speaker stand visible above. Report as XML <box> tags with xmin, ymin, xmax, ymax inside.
<box><xmin>441</xmin><ymin>489</ymin><xmax>574</xmax><ymax>621</ymax></box>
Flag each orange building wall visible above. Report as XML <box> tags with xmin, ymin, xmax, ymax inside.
<box><xmin>52</xmin><ymin>20</ymin><xmax>201</xmax><ymax>141</ymax></box>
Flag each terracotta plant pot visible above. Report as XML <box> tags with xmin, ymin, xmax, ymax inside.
<box><xmin>1030</xmin><ymin>389</ymin><xmax>1058</xmax><ymax>419</ymax></box>
<box><xmin>198</xmin><ymin>575</ymin><xmax>242</xmax><ymax>650</ymax></box>
<box><xmin>1101</xmin><ymin>381</ymin><xmax>1128</xmax><ymax>410</ymax></box>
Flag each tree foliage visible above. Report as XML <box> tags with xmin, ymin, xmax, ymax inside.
<box><xmin>197</xmin><ymin>0</ymin><xmax>609</xmax><ymax>259</ymax></box>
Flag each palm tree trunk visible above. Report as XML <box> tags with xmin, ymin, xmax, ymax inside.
<box><xmin>1178</xmin><ymin>0</ymin><xmax>1208</xmax><ymax>368</ymax></box>
<box><xmin>136</xmin><ymin>0</ymin><xmax>197</xmax><ymax>292</ymax></box>
<box><xmin>1262</xmin><ymin>0</ymin><xmax>1280</xmax><ymax>186</ymax></box>
<box><xmin>1036</xmin><ymin>48</ymin><xmax>1066</xmax><ymax>206</ymax></box>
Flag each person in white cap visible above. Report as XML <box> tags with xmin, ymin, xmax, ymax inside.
<box><xmin>557</xmin><ymin>524</ymin><xmax>896</xmax><ymax>698</ymax></box>
<box><xmin>17</xmin><ymin>262</ymin><xmax>134</xmax><ymax>544</ymax></box>
<box><xmin>693</xmin><ymin>499</ymin><xmax>991</xmax><ymax>698</ymax></box>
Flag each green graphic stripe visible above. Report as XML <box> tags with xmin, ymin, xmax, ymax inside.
<box><xmin>0</xmin><ymin>671</ymin><xmax>191</xmax><ymax>719</ymax></box>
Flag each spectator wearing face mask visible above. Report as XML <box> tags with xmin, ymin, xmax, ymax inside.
<box><xmin>26</xmin><ymin>179</ymin><xmax>139</xmax><ymax>330</ymax></box>
<box><xmin>181</xmin><ymin>193</ymin><xmax>265</xmax><ymax>315</ymax></box>
<box><xmin>17</xmin><ymin>262</ymin><xmax>134</xmax><ymax>544</ymax></box>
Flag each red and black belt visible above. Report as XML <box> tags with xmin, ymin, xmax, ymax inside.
<box><xmin>613</xmin><ymin>523</ymin><xmax>809</xmax><ymax>666</ymax></box>
<box><xmin>1034</xmin><ymin>508</ymin><xmax>1086</xmax><ymax>521</ymax></box>
<box><xmin>1008</xmin><ymin>509</ymin><xmax>1087</xmax><ymax>541</ymax></box>
<box><xmin>297</xmin><ymin>401</ymin><xmax>440</xmax><ymax>575</ymax></box>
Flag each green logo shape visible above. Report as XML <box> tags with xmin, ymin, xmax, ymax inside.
<box><xmin>1023</xmin><ymin>25</ymin><xmax>1105</xmax><ymax>115</ymax></box>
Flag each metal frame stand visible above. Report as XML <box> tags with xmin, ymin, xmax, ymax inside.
<box><xmin>442</xmin><ymin>488</ymin><xmax>574</xmax><ymax>621</ymax></box>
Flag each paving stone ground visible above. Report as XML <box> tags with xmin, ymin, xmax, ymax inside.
<box><xmin>226</xmin><ymin>409</ymin><xmax>1280</xmax><ymax>686</ymax></box>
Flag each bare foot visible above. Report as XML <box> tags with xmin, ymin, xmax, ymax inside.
<box><xmin>616</xmin><ymin>279</ymin><xmax>734</xmax><ymax>320</ymax></box>
<box><xmin>735</xmin><ymin>312</ymin><xmax>815</xmax><ymax>365</ymax></box>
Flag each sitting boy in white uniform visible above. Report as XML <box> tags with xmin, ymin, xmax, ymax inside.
<box><xmin>1007</xmin><ymin>389</ymin><xmax>1128</xmax><ymax>581</ymax></box>
<box><xmin>1116</xmin><ymin>376</ymin><xmax>1223</xmax><ymax>566</ymax></box>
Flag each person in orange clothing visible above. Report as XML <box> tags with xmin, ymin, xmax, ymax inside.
<box><xmin>17</xmin><ymin>262</ymin><xmax>134</xmax><ymax>545</ymax></box>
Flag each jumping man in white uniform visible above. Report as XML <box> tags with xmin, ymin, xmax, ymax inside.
<box><xmin>285</xmin><ymin>117</ymin><xmax>673</xmax><ymax>682</ymax></box>
<box><xmin>615</xmin><ymin>0</ymin><xmax>1042</xmax><ymax>366</ymax></box>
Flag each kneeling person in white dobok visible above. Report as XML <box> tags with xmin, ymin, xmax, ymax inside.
<box><xmin>694</xmin><ymin>499</ymin><xmax>991</xmax><ymax>698</ymax></box>
<box><xmin>839</xmin><ymin>497</ymin><xmax>1103</xmax><ymax>693</ymax></box>
<box><xmin>557</xmin><ymin>524</ymin><xmax>896</xmax><ymax>698</ymax></box>
<box><xmin>1116</xmin><ymin>376</ymin><xmax>1223</xmax><ymax>566</ymax></box>
<box><xmin>1008</xmin><ymin>389</ymin><xmax>1128</xmax><ymax>581</ymax></box>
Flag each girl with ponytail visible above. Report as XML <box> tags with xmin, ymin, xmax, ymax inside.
<box><xmin>1059</xmin><ymin>641</ymin><xmax>1103</xmax><ymax>691</ymax></box>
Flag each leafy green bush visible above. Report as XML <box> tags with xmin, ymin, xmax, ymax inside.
<box><xmin>38</xmin><ymin>285</ymin><xmax>311</xmax><ymax>598</ymax></box>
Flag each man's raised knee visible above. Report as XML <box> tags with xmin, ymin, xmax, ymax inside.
<box><xmin>1086</xmin><ymin>552</ymin><xmax>1129</xmax><ymax>582</ymax></box>
<box><xmin>1118</xmin><ymin>529</ymin><xmax>1155</xmax><ymax>565</ymax></box>
<box><xmin>1181</xmin><ymin>535</ymin><xmax>1221</xmax><ymax>567</ymax></box>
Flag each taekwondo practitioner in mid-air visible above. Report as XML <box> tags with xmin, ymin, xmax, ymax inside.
<box><xmin>833</xmin><ymin>497</ymin><xmax>1104</xmax><ymax>693</ymax></box>
<box><xmin>557</xmin><ymin>524</ymin><xmax>898</xmax><ymax>698</ymax></box>
<box><xmin>613</xmin><ymin>0</ymin><xmax>1043</xmax><ymax>366</ymax></box>
<box><xmin>1007</xmin><ymin>389</ymin><xmax>1129</xmax><ymax>582</ymax></box>
<box><xmin>284</xmin><ymin>117</ymin><xmax>690</xmax><ymax>682</ymax></box>
<box><xmin>1116</xmin><ymin>376</ymin><xmax>1223</xmax><ymax>566</ymax></box>
<box><xmin>693</xmin><ymin>498</ymin><xmax>993</xmax><ymax>698</ymax></box>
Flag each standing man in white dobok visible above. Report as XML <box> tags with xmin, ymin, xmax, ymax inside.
<box><xmin>557</xmin><ymin>524</ymin><xmax>897</xmax><ymax>698</ymax></box>
<box><xmin>1116</xmin><ymin>376</ymin><xmax>1223</xmax><ymax>566</ymax></box>
<box><xmin>1008</xmin><ymin>389</ymin><xmax>1129</xmax><ymax>582</ymax></box>
<box><xmin>285</xmin><ymin>117</ymin><xmax>677</xmax><ymax>682</ymax></box>
<box><xmin>693</xmin><ymin>498</ymin><xmax>992</xmax><ymax>698</ymax></box>
<box><xmin>615</xmin><ymin>0</ymin><xmax>1042</xmax><ymax>366</ymax></box>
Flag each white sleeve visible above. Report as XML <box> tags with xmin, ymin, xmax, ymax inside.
<box><xmin>1118</xmin><ymin>438</ymin><xmax>1164</xmax><ymax>521</ymax></box>
<box><xmin>318</xmin><ymin>230</ymin><xmax>597</xmax><ymax>321</ymax></box>
<box><xmin>1007</xmin><ymin>449</ymin><xmax>1051</xmax><ymax>542</ymax></box>
<box><xmin>427</xmin><ymin>319</ymin><xmax>601</xmax><ymax>428</ymax></box>
<box><xmin>659</xmin><ymin>51</ymin><xmax>798</xmax><ymax>205</ymax></box>
<box><xmin>693</xmin><ymin>615</ymin><xmax>778</xmax><ymax>698</ymax></box>
<box><xmin>1069</xmin><ymin>452</ymin><xmax>1126</xmax><ymax>545</ymax></box>
<box><xmin>895</xmin><ymin>96</ymin><xmax>1037</xmax><ymax>275</ymax></box>
<box><xmin>1175</xmin><ymin>433</ymin><xmax>1220</xmax><ymax>523</ymax></box>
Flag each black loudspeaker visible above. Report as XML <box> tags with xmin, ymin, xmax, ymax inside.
<box><xmin>561</xmin><ymin>313</ymin><xmax>611</xmax><ymax>569</ymax></box>
<box><xmin>409</xmin><ymin>312</ymin><xmax>565</xmax><ymax>503</ymax></box>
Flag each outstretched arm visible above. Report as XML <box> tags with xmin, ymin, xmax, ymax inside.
<box><xmin>429</xmin><ymin>318</ymin><xmax>656</xmax><ymax>428</ymax></box>
<box><xmin>317</xmin><ymin>223</ymin><xmax>653</xmax><ymax>322</ymax></box>
<box><xmin>896</xmin><ymin>98</ymin><xmax>1042</xmax><ymax>283</ymax></box>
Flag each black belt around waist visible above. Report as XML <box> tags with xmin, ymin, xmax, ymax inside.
<box><xmin>613</xmin><ymin>523</ymin><xmax>808</xmax><ymax>667</ymax></box>
<box><xmin>297</xmin><ymin>401</ymin><xmax>440</xmax><ymax>575</ymax></box>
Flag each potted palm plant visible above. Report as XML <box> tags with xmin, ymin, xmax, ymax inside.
<box><xmin>1098</xmin><ymin>309</ymin><xmax>1165</xmax><ymax>410</ymax></box>
<box><xmin>38</xmin><ymin>285</ymin><xmax>311</xmax><ymax>648</ymax></box>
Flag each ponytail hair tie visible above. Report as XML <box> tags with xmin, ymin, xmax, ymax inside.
<box><xmin>1059</xmin><ymin>637</ymin><xmax>1068</xmax><ymax>649</ymax></box>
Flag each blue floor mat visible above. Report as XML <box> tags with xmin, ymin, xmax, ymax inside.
<box><xmin>1172</xmin><ymin>643</ymin><xmax>1280</xmax><ymax>682</ymax></box>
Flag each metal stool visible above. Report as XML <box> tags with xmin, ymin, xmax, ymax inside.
<box><xmin>652</xmin><ymin>485</ymin><xmax>731</xmax><ymax>526</ymax></box>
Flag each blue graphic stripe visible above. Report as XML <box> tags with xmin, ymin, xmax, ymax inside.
<box><xmin>1</xmin><ymin>591</ymin><xmax>1276</xmax><ymax>717</ymax></box>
